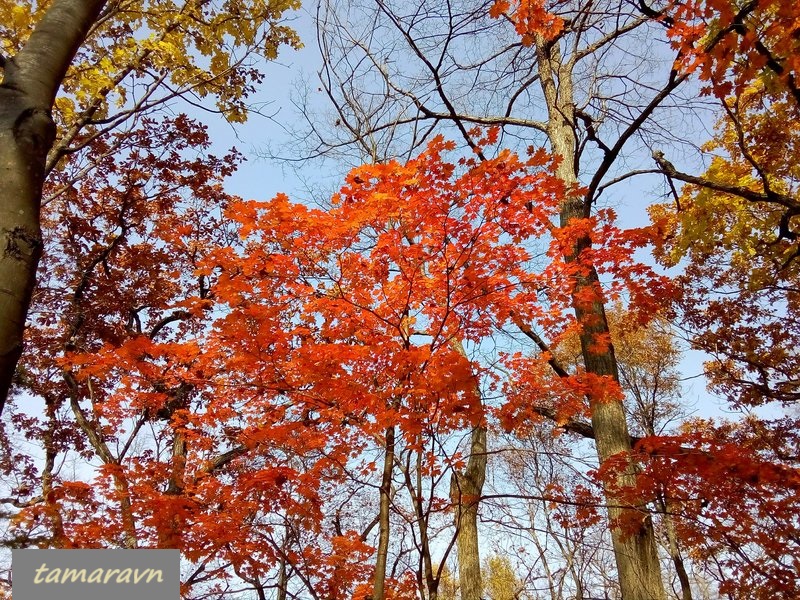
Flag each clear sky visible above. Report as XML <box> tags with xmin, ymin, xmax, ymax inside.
<box><xmin>202</xmin><ymin>9</ymin><xmax>335</xmax><ymax>202</ymax></box>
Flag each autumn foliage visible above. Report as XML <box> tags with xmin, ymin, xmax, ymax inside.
<box><xmin>2</xmin><ymin>0</ymin><xmax>800</xmax><ymax>599</ymax></box>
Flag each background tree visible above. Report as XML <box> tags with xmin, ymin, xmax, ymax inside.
<box><xmin>287</xmin><ymin>0</ymin><xmax>704</xmax><ymax>596</ymax></box>
<box><xmin>0</xmin><ymin>0</ymin><xmax>301</xmax><ymax>413</ymax></box>
<box><xmin>483</xmin><ymin>554</ymin><xmax>527</xmax><ymax>600</ymax></box>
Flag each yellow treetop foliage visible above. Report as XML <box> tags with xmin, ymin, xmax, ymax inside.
<box><xmin>0</xmin><ymin>0</ymin><xmax>301</xmax><ymax>167</ymax></box>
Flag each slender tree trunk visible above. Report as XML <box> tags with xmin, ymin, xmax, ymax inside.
<box><xmin>535</xmin><ymin>35</ymin><xmax>666</xmax><ymax>600</ymax></box>
<box><xmin>450</xmin><ymin>426</ymin><xmax>487</xmax><ymax>600</ymax></box>
<box><xmin>372</xmin><ymin>425</ymin><xmax>395</xmax><ymax>600</ymax></box>
<box><xmin>41</xmin><ymin>396</ymin><xmax>69</xmax><ymax>547</ymax></box>
<box><xmin>0</xmin><ymin>0</ymin><xmax>108</xmax><ymax>413</ymax></box>
<box><xmin>669</xmin><ymin>526</ymin><xmax>693</xmax><ymax>600</ymax></box>
<box><xmin>660</xmin><ymin>497</ymin><xmax>693</xmax><ymax>600</ymax></box>
<box><xmin>403</xmin><ymin>449</ymin><xmax>438</xmax><ymax>600</ymax></box>
<box><xmin>67</xmin><ymin>378</ymin><xmax>139</xmax><ymax>548</ymax></box>
<box><xmin>159</xmin><ymin>428</ymin><xmax>187</xmax><ymax>549</ymax></box>
<box><xmin>115</xmin><ymin>473</ymin><xmax>139</xmax><ymax>549</ymax></box>
<box><xmin>277</xmin><ymin>542</ymin><xmax>289</xmax><ymax>600</ymax></box>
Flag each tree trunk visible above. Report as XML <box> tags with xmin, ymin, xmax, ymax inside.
<box><xmin>67</xmin><ymin>381</ymin><xmax>138</xmax><ymax>548</ymax></box>
<box><xmin>372</xmin><ymin>425</ymin><xmax>395</xmax><ymax>600</ymax></box>
<box><xmin>159</xmin><ymin>428</ymin><xmax>188</xmax><ymax>549</ymax></box>
<box><xmin>404</xmin><ymin>449</ymin><xmax>438</xmax><ymax>600</ymax></box>
<box><xmin>277</xmin><ymin>544</ymin><xmax>289</xmax><ymax>600</ymax></box>
<box><xmin>0</xmin><ymin>0</ymin><xmax>108</xmax><ymax>413</ymax></box>
<box><xmin>450</xmin><ymin>426</ymin><xmax>487</xmax><ymax>600</ymax></box>
<box><xmin>41</xmin><ymin>396</ymin><xmax>69</xmax><ymax>547</ymax></box>
<box><xmin>0</xmin><ymin>90</ymin><xmax>51</xmax><ymax>412</ymax></box>
<box><xmin>535</xmin><ymin>34</ymin><xmax>666</xmax><ymax>600</ymax></box>
<box><xmin>660</xmin><ymin>497</ymin><xmax>693</xmax><ymax>600</ymax></box>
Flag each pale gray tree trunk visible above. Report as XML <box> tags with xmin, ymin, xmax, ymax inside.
<box><xmin>450</xmin><ymin>426</ymin><xmax>487</xmax><ymax>600</ymax></box>
<box><xmin>660</xmin><ymin>496</ymin><xmax>693</xmax><ymax>600</ymax></box>
<box><xmin>0</xmin><ymin>0</ymin><xmax>107</xmax><ymax>413</ymax></box>
<box><xmin>535</xmin><ymin>34</ymin><xmax>666</xmax><ymax>600</ymax></box>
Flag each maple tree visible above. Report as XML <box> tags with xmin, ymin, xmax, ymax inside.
<box><xmin>2</xmin><ymin>0</ymin><xmax>800</xmax><ymax>599</ymax></box>
<box><xmin>638</xmin><ymin>1</ymin><xmax>800</xmax><ymax>596</ymax></box>
<box><xmin>0</xmin><ymin>0</ymin><xmax>301</xmax><ymax>412</ymax></box>
<box><xmin>208</xmin><ymin>130</ymin><xmax>669</xmax><ymax>599</ymax></box>
<box><xmin>211</xmin><ymin>136</ymin><xmax>568</xmax><ymax>599</ymax></box>
<box><xmin>305</xmin><ymin>0</ymin><xmax>688</xmax><ymax>596</ymax></box>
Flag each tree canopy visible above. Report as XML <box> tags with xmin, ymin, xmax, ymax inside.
<box><xmin>1</xmin><ymin>1</ymin><xmax>799</xmax><ymax>599</ymax></box>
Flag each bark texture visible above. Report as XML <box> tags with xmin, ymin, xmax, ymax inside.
<box><xmin>450</xmin><ymin>426</ymin><xmax>487</xmax><ymax>600</ymax></box>
<box><xmin>535</xmin><ymin>34</ymin><xmax>666</xmax><ymax>600</ymax></box>
<box><xmin>0</xmin><ymin>0</ymin><xmax>107</xmax><ymax>413</ymax></box>
<box><xmin>372</xmin><ymin>425</ymin><xmax>395</xmax><ymax>600</ymax></box>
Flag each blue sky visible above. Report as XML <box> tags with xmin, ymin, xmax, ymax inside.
<box><xmin>198</xmin><ymin>5</ymin><xmax>739</xmax><ymax>426</ymax></box>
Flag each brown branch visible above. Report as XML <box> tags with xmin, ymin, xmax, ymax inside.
<box><xmin>149</xmin><ymin>310</ymin><xmax>192</xmax><ymax>339</ymax></box>
<box><xmin>0</xmin><ymin>495</ymin><xmax>43</xmax><ymax>508</ymax></box>
<box><xmin>513</xmin><ymin>317</ymin><xmax>570</xmax><ymax>378</ymax></box>
<box><xmin>204</xmin><ymin>445</ymin><xmax>248</xmax><ymax>473</ymax></box>
<box><xmin>652</xmin><ymin>150</ymin><xmax>800</xmax><ymax>214</ymax></box>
